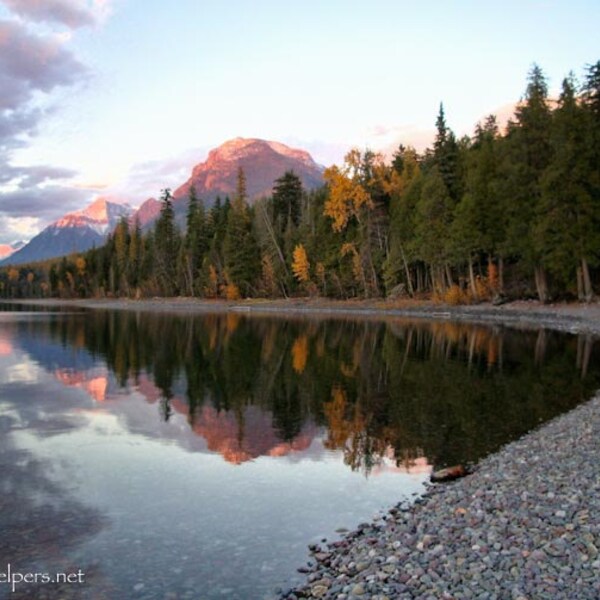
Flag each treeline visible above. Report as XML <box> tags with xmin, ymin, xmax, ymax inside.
<box><xmin>2</xmin><ymin>61</ymin><xmax>599</xmax><ymax>303</ymax></box>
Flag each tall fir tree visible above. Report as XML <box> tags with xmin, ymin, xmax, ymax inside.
<box><xmin>223</xmin><ymin>168</ymin><xmax>260</xmax><ymax>296</ymax></box>
<box><xmin>536</xmin><ymin>75</ymin><xmax>597</xmax><ymax>300</ymax></box>
<box><xmin>272</xmin><ymin>170</ymin><xmax>303</xmax><ymax>232</ymax></box>
<box><xmin>154</xmin><ymin>188</ymin><xmax>180</xmax><ymax>295</ymax></box>
<box><xmin>500</xmin><ymin>64</ymin><xmax>553</xmax><ymax>301</ymax></box>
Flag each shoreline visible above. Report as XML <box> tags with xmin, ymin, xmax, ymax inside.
<box><xmin>281</xmin><ymin>394</ymin><xmax>600</xmax><ymax>599</ymax></box>
<box><xmin>4</xmin><ymin>297</ymin><xmax>600</xmax><ymax>335</ymax></box>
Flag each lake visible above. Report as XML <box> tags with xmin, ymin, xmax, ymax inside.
<box><xmin>0</xmin><ymin>306</ymin><xmax>598</xmax><ymax>599</ymax></box>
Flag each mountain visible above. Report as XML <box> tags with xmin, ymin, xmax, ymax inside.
<box><xmin>172</xmin><ymin>137</ymin><xmax>324</xmax><ymax>208</ymax></box>
<box><xmin>0</xmin><ymin>240</ymin><xmax>24</xmax><ymax>260</ymax></box>
<box><xmin>130</xmin><ymin>197</ymin><xmax>161</xmax><ymax>231</ymax></box>
<box><xmin>2</xmin><ymin>198</ymin><xmax>132</xmax><ymax>266</ymax></box>
<box><xmin>3</xmin><ymin>139</ymin><xmax>323</xmax><ymax>264</ymax></box>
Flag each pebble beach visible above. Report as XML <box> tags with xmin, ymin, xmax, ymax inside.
<box><xmin>282</xmin><ymin>394</ymin><xmax>600</xmax><ymax>600</ymax></box>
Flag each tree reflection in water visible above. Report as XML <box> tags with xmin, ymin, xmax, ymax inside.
<box><xmin>13</xmin><ymin>311</ymin><xmax>600</xmax><ymax>473</ymax></box>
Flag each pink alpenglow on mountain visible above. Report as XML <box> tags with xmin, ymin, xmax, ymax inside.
<box><xmin>3</xmin><ymin>198</ymin><xmax>132</xmax><ymax>265</ymax></box>
<box><xmin>54</xmin><ymin>197</ymin><xmax>132</xmax><ymax>235</ymax></box>
<box><xmin>173</xmin><ymin>137</ymin><xmax>324</xmax><ymax>205</ymax></box>
<box><xmin>0</xmin><ymin>245</ymin><xmax>15</xmax><ymax>260</ymax></box>
<box><xmin>130</xmin><ymin>197</ymin><xmax>162</xmax><ymax>231</ymax></box>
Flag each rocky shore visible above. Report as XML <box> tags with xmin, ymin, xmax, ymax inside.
<box><xmin>281</xmin><ymin>395</ymin><xmax>600</xmax><ymax>600</ymax></box>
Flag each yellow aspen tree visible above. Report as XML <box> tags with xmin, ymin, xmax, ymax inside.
<box><xmin>323</xmin><ymin>164</ymin><xmax>371</xmax><ymax>231</ymax></box>
<box><xmin>292</xmin><ymin>244</ymin><xmax>310</xmax><ymax>283</ymax></box>
<box><xmin>291</xmin><ymin>335</ymin><xmax>309</xmax><ymax>374</ymax></box>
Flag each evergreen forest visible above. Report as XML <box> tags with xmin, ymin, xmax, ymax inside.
<box><xmin>2</xmin><ymin>62</ymin><xmax>600</xmax><ymax>304</ymax></box>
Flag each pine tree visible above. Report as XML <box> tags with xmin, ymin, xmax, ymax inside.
<box><xmin>113</xmin><ymin>217</ymin><xmax>130</xmax><ymax>295</ymax></box>
<box><xmin>183</xmin><ymin>185</ymin><xmax>209</xmax><ymax>295</ymax></box>
<box><xmin>223</xmin><ymin>168</ymin><xmax>260</xmax><ymax>296</ymax></box>
<box><xmin>414</xmin><ymin>167</ymin><xmax>454</xmax><ymax>293</ymax></box>
<box><xmin>536</xmin><ymin>75</ymin><xmax>597</xmax><ymax>299</ymax></box>
<box><xmin>501</xmin><ymin>64</ymin><xmax>553</xmax><ymax>301</ymax></box>
<box><xmin>450</xmin><ymin>115</ymin><xmax>504</xmax><ymax>297</ymax></box>
<box><xmin>432</xmin><ymin>103</ymin><xmax>461</xmax><ymax>202</ymax></box>
<box><xmin>128</xmin><ymin>217</ymin><xmax>142</xmax><ymax>294</ymax></box>
<box><xmin>154</xmin><ymin>188</ymin><xmax>180</xmax><ymax>295</ymax></box>
<box><xmin>384</xmin><ymin>146</ymin><xmax>421</xmax><ymax>295</ymax></box>
<box><xmin>272</xmin><ymin>170</ymin><xmax>303</xmax><ymax>232</ymax></box>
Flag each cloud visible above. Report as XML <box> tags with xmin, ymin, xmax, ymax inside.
<box><xmin>111</xmin><ymin>147</ymin><xmax>209</xmax><ymax>202</ymax></box>
<box><xmin>0</xmin><ymin>19</ymin><xmax>88</xmax><ymax>111</ymax></box>
<box><xmin>365</xmin><ymin>124</ymin><xmax>435</xmax><ymax>155</ymax></box>
<box><xmin>1</xmin><ymin>0</ymin><xmax>97</xmax><ymax>29</ymax></box>
<box><xmin>0</xmin><ymin>18</ymin><xmax>90</xmax><ymax>242</ymax></box>
<box><xmin>0</xmin><ymin>215</ymin><xmax>40</xmax><ymax>241</ymax></box>
<box><xmin>0</xmin><ymin>163</ymin><xmax>77</xmax><ymax>187</ymax></box>
<box><xmin>0</xmin><ymin>184</ymin><xmax>87</xmax><ymax>219</ymax></box>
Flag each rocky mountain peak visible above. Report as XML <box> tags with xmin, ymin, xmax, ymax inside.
<box><xmin>172</xmin><ymin>137</ymin><xmax>323</xmax><ymax>206</ymax></box>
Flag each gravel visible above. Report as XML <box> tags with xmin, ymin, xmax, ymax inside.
<box><xmin>281</xmin><ymin>394</ymin><xmax>600</xmax><ymax>599</ymax></box>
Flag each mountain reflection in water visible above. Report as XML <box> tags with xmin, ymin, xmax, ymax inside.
<box><xmin>5</xmin><ymin>309</ymin><xmax>599</xmax><ymax>471</ymax></box>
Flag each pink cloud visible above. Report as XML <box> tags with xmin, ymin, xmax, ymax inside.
<box><xmin>2</xmin><ymin>0</ymin><xmax>97</xmax><ymax>29</ymax></box>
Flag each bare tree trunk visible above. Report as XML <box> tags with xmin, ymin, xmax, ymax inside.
<box><xmin>469</xmin><ymin>255</ymin><xmax>479</xmax><ymax>301</ymax></box>
<box><xmin>468</xmin><ymin>328</ymin><xmax>476</xmax><ymax>369</ymax></box>
<box><xmin>445</xmin><ymin>264</ymin><xmax>454</xmax><ymax>288</ymax></box>
<box><xmin>534</xmin><ymin>265</ymin><xmax>548</xmax><ymax>303</ymax></box>
<box><xmin>581</xmin><ymin>257</ymin><xmax>593</xmax><ymax>302</ymax></box>
<box><xmin>400</xmin><ymin>245</ymin><xmax>414</xmax><ymax>296</ymax></box>
<box><xmin>186</xmin><ymin>255</ymin><xmax>194</xmax><ymax>297</ymax></box>
<box><xmin>576</xmin><ymin>333</ymin><xmax>584</xmax><ymax>370</ymax></box>
<box><xmin>497</xmin><ymin>333</ymin><xmax>504</xmax><ymax>372</ymax></box>
<box><xmin>577</xmin><ymin>266</ymin><xmax>584</xmax><ymax>302</ymax></box>
<box><xmin>498</xmin><ymin>255</ymin><xmax>505</xmax><ymax>294</ymax></box>
<box><xmin>581</xmin><ymin>334</ymin><xmax>592</xmax><ymax>378</ymax></box>
<box><xmin>534</xmin><ymin>329</ymin><xmax>547</xmax><ymax>366</ymax></box>
<box><xmin>260</xmin><ymin>203</ymin><xmax>290</xmax><ymax>284</ymax></box>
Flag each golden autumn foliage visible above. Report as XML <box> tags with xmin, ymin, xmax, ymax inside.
<box><xmin>75</xmin><ymin>257</ymin><xmax>86</xmax><ymax>276</ymax></box>
<box><xmin>291</xmin><ymin>244</ymin><xmax>310</xmax><ymax>283</ymax></box>
<box><xmin>223</xmin><ymin>282</ymin><xmax>240</xmax><ymax>300</ymax></box>
<box><xmin>323</xmin><ymin>386</ymin><xmax>352</xmax><ymax>450</ymax></box>
<box><xmin>323</xmin><ymin>151</ymin><xmax>374</xmax><ymax>232</ymax></box>
<box><xmin>226</xmin><ymin>313</ymin><xmax>240</xmax><ymax>334</ymax></box>
<box><xmin>291</xmin><ymin>335</ymin><xmax>309</xmax><ymax>374</ymax></box>
<box><xmin>487</xmin><ymin>261</ymin><xmax>499</xmax><ymax>293</ymax></box>
<box><xmin>444</xmin><ymin>284</ymin><xmax>470</xmax><ymax>305</ymax></box>
<box><xmin>204</xmin><ymin>264</ymin><xmax>219</xmax><ymax>298</ymax></box>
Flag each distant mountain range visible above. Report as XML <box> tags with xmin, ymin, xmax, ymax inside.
<box><xmin>2</xmin><ymin>198</ymin><xmax>132</xmax><ymax>266</ymax></box>
<box><xmin>2</xmin><ymin>138</ymin><xmax>324</xmax><ymax>266</ymax></box>
<box><xmin>0</xmin><ymin>241</ymin><xmax>25</xmax><ymax>261</ymax></box>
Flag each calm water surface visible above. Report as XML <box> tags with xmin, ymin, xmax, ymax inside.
<box><xmin>0</xmin><ymin>306</ymin><xmax>598</xmax><ymax>599</ymax></box>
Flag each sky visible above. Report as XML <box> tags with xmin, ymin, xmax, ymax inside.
<box><xmin>0</xmin><ymin>0</ymin><xmax>599</xmax><ymax>244</ymax></box>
